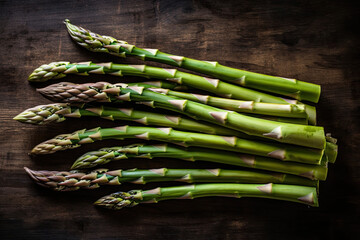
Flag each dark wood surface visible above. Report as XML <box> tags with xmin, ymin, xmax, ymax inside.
<box><xmin>0</xmin><ymin>0</ymin><xmax>359</xmax><ymax>239</ymax></box>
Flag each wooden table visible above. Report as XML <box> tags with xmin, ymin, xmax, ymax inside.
<box><xmin>1</xmin><ymin>0</ymin><xmax>359</xmax><ymax>239</ymax></box>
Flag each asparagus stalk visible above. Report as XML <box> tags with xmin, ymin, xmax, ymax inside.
<box><xmin>248</xmin><ymin>115</ymin><xmax>308</xmax><ymax>125</ymax></box>
<box><xmin>64</xmin><ymin>19</ymin><xmax>321</xmax><ymax>103</ymax></box>
<box><xmin>131</xmin><ymin>83</ymin><xmax>308</xmax><ymax>119</ymax></box>
<box><xmin>13</xmin><ymin>103</ymin><xmax>246</xmax><ymax>137</ymax></box>
<box><xmin>28</xmin><ymin>61</ymin><xmax>317</xmax><ymax>125</ymax></box>
<box><xmin>13</xmin><ymin>103</ymin><xmax>308</xmax><ymax>136</ymax></box>
<box><xmin>94</xmin><ymin>183</ymin><xmax>319</xmax><ymax>209</ymax></box>
<box><xmin>31</xmin><ymin>125</ymin><xmax>324</xmax><ymax>165</ymax></box>
<box><xmin>24</xmin><ymin>167</ymin><xmax>318</xmax><ymax>191</ymax></box>
<box><xmin>72</xmin><ymin>143</ymin><xmax>328</xmax><ymax>180</ymax></box>
<box><xmin>129</xmin><ymin>82</ymin><xmax>310</xmax><ymax>121</ymax></box>
<box><xmin>37</xmin><ymin>82</ymin><xmax>325</xmax><ymax>148</ymax></box>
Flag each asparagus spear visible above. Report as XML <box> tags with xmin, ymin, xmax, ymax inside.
<box><xmin>94</xmin><ymin>183</ymin><xmax>319</xmax><ymax>209</ymax></box>
<box><xmin>64</xmin><ymin>19</ymin><xmax>321</xmax><ymax>103</ymax></box>
<box><xmin>13</xmin><ymin>103</ymin><xmax>246</xmax><ymax>137</ymax></box>
<box><xmin>72</xmin><ymin>143</ymin><xmax>328</xmax><ymax>180</ymax></box>
<box><xmin>37</xmin><ymin>82</ymin><xmax>325</xmax><ymax>148</ymax></box>
<box><xmin>13</xmin><ymin>103</ymin><xmax>308</xmax><ymax>134</ymax></box>
<box><xmin>31</xmin><ymin>125</ymin><xmax>324</xmax><ymax>165</ymax></box>
<box><xmin>131</xmin><ymin>83</ymin><xmax>308</xmax><ymax>119</ymax></box>
<box><xmin>24</xmin><ymin>167</ymin><xmax>318</xmax><ymax>191</ymax></box>
<box><xmin>127</xmin><ymin>82</ymin><xmax>310</xmax><ymax>120</ymax></box>
<box><xmin>28</xmin><ymin>61</ymin><xmax>317</xmax><ymax>125</ymax></box>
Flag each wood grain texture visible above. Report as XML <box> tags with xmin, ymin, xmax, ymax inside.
<box><xmin>0</xmin><ymin>0</ymin><xmax>359</xmax><ymax>239</ymax></box>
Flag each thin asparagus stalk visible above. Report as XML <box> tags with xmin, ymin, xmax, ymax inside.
<box><xmin>28</xmin><ymin>61</ymin><xmax>317</xmax><ymax>125</ymax></box>
<box><xmin>12</xmin><ymin>103</ymin><xmax>311</xmax><ymax>140</ymax></box>
<box><xmin>24</xmin><ymin>167</ymin><xmax>318</xmax><ymax>191</ymax></box>
<box><xmin>37</xmin><ymin>82</ymin><xmax>325</xmax><ymax>148</ymax></box>
<box><xmin>64</xmin><ymin>19</ymin><xmax>321</xmax><ymax>103</ymax></box>
<box><xmin>13</xmin><ymin>103</ymin><xmax>246</xmax><ymax>137</ymax></box>
<box><xmin>94</xmin><ymin>183</ymin><xmax>319</xmax><ymax>209</ymax></box>
<box><xmin>72</xmin><ymin>143</ymin><xmax>328</xmax><ymax>180</ymax></box>
<box><xmin>31</xmin><ymin>125</ymin><xmax>324</xmax><ymax>165</ymax></box>
<box><xmin>130</xmin><ymin>82</ymin><xmax>310</xmax><ymax>122</ymax></box>
<box><xmin>131</xmin><ymin>83</ymin><xmax>308</xmax><ymax>119</ymax></box>
<box><xmin>14</xmin><ymin>104</ymin><xmax>309</xmax><ymax>138</ymax></box>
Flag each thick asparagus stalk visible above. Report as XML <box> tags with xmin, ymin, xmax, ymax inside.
<box><xmin>72</xmin><ymin>143</ymin><xmax>328</xmax><ymax>180</ymax></box>
<box><xmin>28</xmin><ymin>61</ymin><xmax>317</xmax><ymax>125</ymax></box>
<box><xmin>94</xmin><ymin>183</ymin><xmax>319</xmax><ymax>209</ymax></box>
<box><xmin>24</xmin><ymin>167</ymin><xmax>318</xmax><ymax>191</ymax></box>
<box><xmin>37</xmin><ymin>82</ymin><xmax>325</xmax><ymax>148</ymax></box>
<box><xmin>31</xmin><ymin>125</ymin><xmax>324</xmax><ymax>165</ymax></box>
<box><xmin>64</xmin><ymin>20</ymin><xmax>321</xmax><ymax>103</ymax></box>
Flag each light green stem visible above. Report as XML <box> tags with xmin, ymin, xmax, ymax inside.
<box><xmin>24</xmin><ymin>167</ymin><xmax>318</xmax><ymax>192</ymax></box>
<box><xmin>94</xmin><ymin>183</ymin><xmax>319</xmax><ymax>210</ymax></box>
<box><xmin>31</xmin><ymin>126</ymin><xmax>325</xmax><ymax>165</ymax></box>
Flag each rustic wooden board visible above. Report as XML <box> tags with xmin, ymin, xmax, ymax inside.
<box><xmin>0</xmin><ymin>0</ymin><xmax>359</xmax><ymax>239</ymax></box>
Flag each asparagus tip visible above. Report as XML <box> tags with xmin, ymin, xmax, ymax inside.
<box><xmin>94</xmin><ymin>191</ymin><xmax>140</xmax><ymax>210</ymax></box>
<box><xmin>13</xmin><ymin>114</ymin><xmax>25</xmax><ymax>121</ymax></box>
<box><xmin>24</xmin><ymin>167</ymin><xmax>50</xmax><ymax>188</ymax></box>
<box><xmin>24</xmin><ymin>167</ymin><xmax>36</xmax><ymax>180</ymax></box>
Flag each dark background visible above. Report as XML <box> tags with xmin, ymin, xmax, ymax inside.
<box><xmin>0</xmin><ymin>0</ymin><xmax>359</xmax><ymax>239</ymax></box>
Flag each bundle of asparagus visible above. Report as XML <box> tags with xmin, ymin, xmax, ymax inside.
<box><xmin>15</xmin><ymin>20</ymin><xmax>338</xmax><ymax>210</ymax></box>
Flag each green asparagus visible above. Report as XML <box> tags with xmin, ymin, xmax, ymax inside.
<box><xmin>64</xmin><ymin>19</ymin><xmax>321</xmax><ymax>103</ymax></box>
<box><xmin>31</xmin><ymin>126</ymin><xmax>325</xmax><ymax>165</ymax></box>
<box><xmin>94</xmin><ymin>183</ymin><xmax>319</xmax><ymax>209</ymax></box>
<box><xmin>13</xmin><ymin>103</ymin><xmax>246</xmax><ymax>137</ymax></box>
<box><xmin>37</xmin><ymin>82</ymin><xmax>325</xmax><ymax>148</ymax></box>
<box><xmin>131</xmin><ymin>83</ymin><xmax>308</xmax><ymax>119</ymax></box>
<box><xmin>24</xmin><ymin>167</ymin><xmax>318</xmax><ymax>191</ymax></box>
